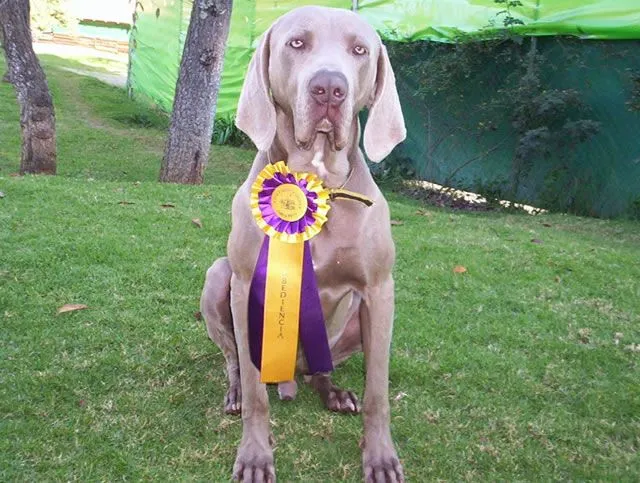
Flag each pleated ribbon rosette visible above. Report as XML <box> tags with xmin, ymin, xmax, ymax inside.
<box><xmin>248</xmin><ymin>161</ymin><xmax>333</xmax><ymax>383</ymax></box>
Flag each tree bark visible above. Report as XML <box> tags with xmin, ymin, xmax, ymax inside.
<box><xmin>0</xmin><ymin>0</ymin><xmax>57</xmax><ymax>175</ymax></box>
<box><xmin>159</xmin><ymin>0</ymin><xmax>233</xmax><ymax>184</ymax></box>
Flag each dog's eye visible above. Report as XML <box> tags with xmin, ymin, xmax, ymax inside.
<box><xmin>289</xmin><ymin>39</ymin><xmax>305</xmax><ymax>49</ymax></box>
<box><xmin>353</xmin><ymin>45</ymin><xmax>367</xmax><ymax>56</ymax></box>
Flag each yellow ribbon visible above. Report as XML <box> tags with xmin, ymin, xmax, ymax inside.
<box><xmin>260</xmin><ymin>238</ymin><xmax>304</xmax><ymax>382</ymax></box>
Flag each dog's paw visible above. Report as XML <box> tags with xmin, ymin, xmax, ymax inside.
<box><xmin>232</xmin><ymin>439</ymin><xmax>275</xmax><ymax>482</ymax></box>
<box><xmin>224</xmin><ymin>384</ymin><xmax>242</xmax><ymax>415</ymax></box>
<box><xmin>363</xmin><ymin>441</ymin><xmax>404</xmax><ymax>483</ymax></box>
<box><xmin>323</xmin><ymin>388</ymin><xmax>360</xmax><ymax>414</ymax></box>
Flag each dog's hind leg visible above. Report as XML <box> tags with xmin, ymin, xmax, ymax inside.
<box><xmin>307</xmin><ymin>301</ymin><xmax>363</xmax><ymax>413</ymax></box>
<box><xmin>308</xmin><ymin>373</ymin><xmax>361</xmax><ymax>414</ymax></box>
<box><xmin>200</xmin><ymin>257</ymin><xmax>242</xmax><ymax>415</ymax></box>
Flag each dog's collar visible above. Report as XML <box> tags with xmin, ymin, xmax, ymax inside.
<box><xmin>267</xmin><ymin>157</ymin><xmax>374</xmax><ymax>207</ymax></box>
<box><xmin>328</xmin><ymin>188</ymin><xmax>374</xmax><ymax>207</ymax></box>
<box><xmin>328</xmin><ymin>167</ymin><xmax>374</xmax><ymax>207</ymax></box>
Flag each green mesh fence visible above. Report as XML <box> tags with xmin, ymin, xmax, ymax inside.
<box><xmin>387</xmin><ymin>37</ymin><xmax>640</xmax><ymax>217</ymax></box>
<box><xmin>128</xmin><ymin>1</ymin><xmax>640</xmax><ymax>216</ymax></box>
<box><xmin>129</xmin><ymin>0</ymin><xmax>640</xmax><ymax>115</ymax></box>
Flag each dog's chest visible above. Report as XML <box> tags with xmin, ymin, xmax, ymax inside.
<box><xmin>309</xmin><ymin>205</ymin><xmax>368</xmax><ymax>290</ymax></box>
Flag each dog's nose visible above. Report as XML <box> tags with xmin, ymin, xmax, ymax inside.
<box><xmin>309</xmin><ymin>70</ymin><xmax>348</xmax><ymax>106</ymax></box>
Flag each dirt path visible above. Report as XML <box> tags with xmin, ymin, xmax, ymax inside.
<box><xmin>34</xmin><ymin>42</ymin><xmax>128</xmax><ymax>89</ymax></box>
<box><xmin>46</xmin><ymin>61</ymin><xmax>165</xmax><ymax>155</ymax></box>
<box><xmin>60</xmin><ymin>67</ymin><xmax>126</xmax><ymax>88</ymax></box>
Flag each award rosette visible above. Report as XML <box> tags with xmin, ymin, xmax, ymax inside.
<box><xmin>248</xmin><ymin>161</ymin><xmax>334</xmax><ymax>383</ymax></box>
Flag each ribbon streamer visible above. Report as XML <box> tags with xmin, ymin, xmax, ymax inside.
<box><xmin>248</xmin><ymin>161</ymin><xmax>334</xmax><ymax>383</ymax></box>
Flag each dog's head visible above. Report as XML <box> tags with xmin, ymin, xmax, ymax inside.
<box><xmin>236</xmin><ymin>6</ymin><xmax>406</xmax><ymax>163</ymax></box>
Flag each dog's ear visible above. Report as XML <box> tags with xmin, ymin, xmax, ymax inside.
<box><xmin>363</xmin><ymin>44</ymin><xmax>406</xmax><ymax>163</ymax></box>
<box><xmin>235</xmin><ymin>28</ymin><xmax>276</xmax><ymax>152</ymax></box>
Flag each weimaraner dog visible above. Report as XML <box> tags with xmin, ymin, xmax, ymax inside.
<box><xmin>200</xmin><ymin>5</ymin><xmax>406</xmax><ymax>482</ymax></box>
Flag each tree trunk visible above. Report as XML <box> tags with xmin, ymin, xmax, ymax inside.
<box><xmin>0</xmin><ymin>0</ymin><xmax>57</xmax><ymax>175</ymax></box>
<box><xmin>159</xmin><ymin>0</ymin><xmax>233</xmax><ymax>184</ymax></box>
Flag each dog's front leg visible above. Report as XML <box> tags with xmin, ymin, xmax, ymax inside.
<box><xmin>360</xmin><ymin>276</ymin><xmax>404</xmax><ymax>483</ymax></box>
<box><xmin>230</xmin><ymin>274</ymin><xmax>275</xmax><ymax>483</ymax></box>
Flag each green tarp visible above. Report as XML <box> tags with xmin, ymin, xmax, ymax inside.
<box><xmin>128</xmin><ymin>0</ymin><xmax>640</xmax><ymax>116</ymax></box>
<box><xmin>358</xmin><ymin>0</ymin><xmax>640</xmax><ymax>41</ymax></box>
<box><xmin>128</xmin><ymin>1</ymin><xmax>185</xmax><ymax>113</ymax></box>
<box><xmin>128</xmin><ymin>1</ymin><xmax>640</xmax><ymax>217</ymax></box>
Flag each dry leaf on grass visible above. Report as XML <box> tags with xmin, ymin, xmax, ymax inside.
<box><xmin>424</xmin><ymin>410</ymin><xmax>440</xmax><ymax>424</ymax></box>
<box><xmin>624</xmin><ymin>343</ymin><xmax>640</xmax><ymax>353</ymax></box>
<box><xmin>118</xmin><ymin>200</ymin><xmax>134</xmax><ymax>205</ymax></box>
<box><xmin>192</xmin><ymin>218</ymin><xmax>203</xmax><ymax>228</ymax></box>
<box><xmin>161</xmin><ymin>203</ymin><xmax>175</xmax><ymax>208</ymax></box>
<box><xmin>542</xmin><ymin>223</ymin><xmax>552</xmax><ymax>227</ymax></box>
<box><xmin>57</xmin><ymin>304</ymin><xmax>88</xmax><ymax>314</ymax></box>
<box><xmin>390</xmin><ymin>220</ymin><xmax>404</xmax><ymax>226</ymax></box>
<box><xmin>453</xmin><ymin>265</ymin><xmax>467</xmax><ymax>274</ymax></box>
<box><xmin>194</xmin><ymin>311</ymin><xmax>203</xmax><ymax>321</ymax></box>
<box><xmin>393</xmin><ymin>391</ymin><xmax>408</xmax><ymax>402</ymax></box>
<box><xmin>578</xmin><ymin>327</ymin><xmax>591</xmax><ymax>344</ymax></box>
<box><xmin>415</xmin><ymin>209</ymin><xmax>432</xmax><ymax>217</ymax></box>
<box><xmin>531</xmin><ymin>238</ymin><xmax>544</xmax><ymax>244</ymax></box>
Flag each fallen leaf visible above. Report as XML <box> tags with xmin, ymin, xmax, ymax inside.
<box><xmin>9</xmin><ymin>172</ymin><xmax>20</xmax><ymax>177</ymax></box>
<box><xmin>390</xmin><ymin>220</ymin><xmax>404</xmax><ymax>226</ymax></box>
<box><xmin>542</xmin><ymin>223</ymin><xmax>552</xmax><ymax>227</ymax></box>
<box><xmin>424</xmin><ymin>410</ymin><xmax>440</xmax><ymax>424</ymax></box>
<box><xmin>194</xmin><ymin>311</ymin><xmax>203</xmax><ymax>321</ymax></box>
<box><xmin>57</xmin><ymin>304</ymin><xmax>88</xmax><ymax>314</ymax></box>
<box><xmin>118</xmin><ymin>200</ymin><xmax>134</xmax><ymax>205</ymax></box>
<box><xmin>415</xmin><ymin>209</ymin><xmax>432</xmax><ymax>217</ymax></box>
<box><xmin>133</xmin><ymin>181</ymin><xmax>141</xmax><ymax>186</ymax></box>
<box><xmin>393</xmin><ymin>391</ymin><xmax>408</xmax><ymax>402</ymax></box>
<box><xmin>78</xmin><ymin>399</ymin><xmax>86</xmax><ymax>408</ymax></box>
<box><xmin>531</xmin><ymin>238</ymin><xmax>544</xmax><ymax>244</ymax></box>
<box><xmin>453</xmin><ymin>265</ymin><xmax>467</xmax><ymax>274</ymax></box>
<box><xmin>161</xmin><ymin>203</ymin><xmax>175</xmax><ymax>208</ymax></box>
<box><xmin>192</xmin><ymin>218</ymin><xmax>203</xmax><ymax>228</ymax></box>
<box><xmin>578</xmin><ymin>327</ymin><xmax>591</xmax><ymax>344</ymax></box>
<box><xmin>554</xmin><ymin>275</ymin><xmax>561</xmax><ymax>283</ymax></box>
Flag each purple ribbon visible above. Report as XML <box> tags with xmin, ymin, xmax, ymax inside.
<box><xmin>248</xmin><ymin>237</ymin><xmax>334</xmax><ymax>376</ymax></box>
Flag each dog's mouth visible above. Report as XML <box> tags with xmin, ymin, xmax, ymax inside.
<box><xmin>297</xmin><ymin>118</ymin><xmax>339</xmax><ymax>151</ymax></box>
<box><xmin>315</xmin><ymin>118</ymin><xmax>334</xmax><ymax>133</ymax></box>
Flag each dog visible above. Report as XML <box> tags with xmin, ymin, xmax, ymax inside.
<box><xmin>200</xmin><ymin>6</ymin><xmax>406</xmax><ymax>482</ymax></box>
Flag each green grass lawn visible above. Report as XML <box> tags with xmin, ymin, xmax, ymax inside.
<box><xmin>1</xmin><ymin>55</ymin><xmax>640</xmax><ymax>481</ymax></box>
